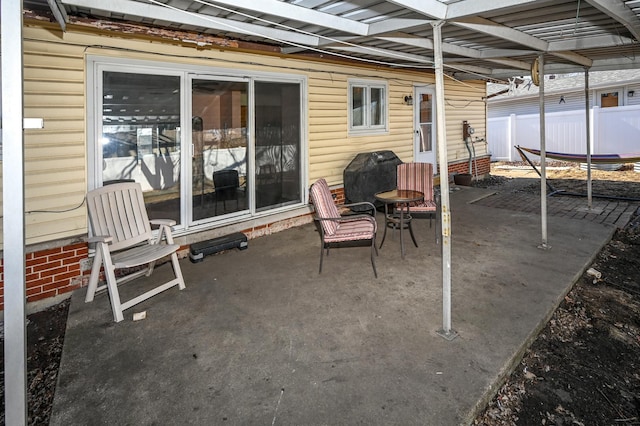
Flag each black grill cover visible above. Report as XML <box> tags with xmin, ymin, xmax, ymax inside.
<box><xmin>343</xmin><ymin>151</ymin><xmax>402</xmax><ymax>210</ymax></box>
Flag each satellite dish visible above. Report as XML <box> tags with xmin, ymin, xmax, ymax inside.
<box><xmin>531</xmin><ymin>58</ymin><xmax>540</xmax><ymax>86</ymax></box>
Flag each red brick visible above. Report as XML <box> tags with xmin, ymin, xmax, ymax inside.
<box><xmin>62</xmin><ymin>255</ymin><xmax>86</xmax><ymax>266</ymax></box>
<box><xmin>53</xmin><ymin>270</ymin><xmax>82</xmax><ymax>282</ymax></box>
<box><xmin>48</xmin><ymin>252</ymin><xmax>71</xmax><ymax>262</ymax></box>
<box><xmin>27</xmin><ymin>286</ymin><xmax>43</xmax><ymax>297</ymax></box>
<box><xmin>43</xmin><ymin>282</ymin><xmax>63</xmax><ymax>292</ymax></box>
<box><xmin>64</xmin><ymin>242</ymin><xmax>87</xmax><ymax>252</ymax></box>
<box><xmin>26</xmin><ymin>256</ymin><xmax>48</xmax><ymax>268</ymax></box>
<box><xmin>27</xmin><ymin>290</ymin><xmax>58</xmax><ymax>302</ymax></box>
<box><xmin>40</xmin><ymin>266</ymin><xmax>68</xmax><ymax>278</ymax></box>
<box><xmin>56</xmin><ymin>284</ymin><xmax>80</xmax><ymax>294</ymax></box>
<box><xmin>36</xmin><ymin>247</ymin><xmax>63</xmax><ymax>257</ymax></box>
<box><xmin>26</xmin><ymin>272</ymin><xmax>41</xmax><ymax>282</ymax></box>
<box><xmin>33</xmin><ymin>261</ymin><xmax>63</xmax><ymax>273</ymax></box>
<box><xmin>27</xmin><ymin>276</ymin><xmax>53</xmax><ymax>289</ymax></box>
<box><xmin>66</xmin><ymin>263</ymin><xmax>81</xmax><ymax>272</ymax></box>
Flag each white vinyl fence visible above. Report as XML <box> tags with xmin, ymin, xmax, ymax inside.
<box><xmin>488</xmin><ymin>105</ymin><xmax>640</xmax><ymax>164</ymax></box>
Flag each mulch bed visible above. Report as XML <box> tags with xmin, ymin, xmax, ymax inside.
<box><xmin>0</xmin><ymin>299</ymin><xmax>69</xmax><ymax>425</ymax></box>
<box><xmin>473</xmin><ymin>168</ymin><xmax>640</xmax><ymax>425</ymax></box>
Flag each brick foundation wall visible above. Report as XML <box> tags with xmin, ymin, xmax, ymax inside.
<box><xmin>0</xmin><ymin>243</ymin><xmax>89</xmax><ymax>311</ymax></box>
<box><xmin>446</xmin><ymin>155</ymin><xmax>491</xmax><ymax>178</ymax></box>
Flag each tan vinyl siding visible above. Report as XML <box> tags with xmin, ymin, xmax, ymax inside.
<box><xmin>6</xmin><ymin>21</ymin><xmax>486</xmax><ymax>247</ymax></box>
<box><xmin>442</xmin><ymin>80</ymin><xmax>488</xmax><ymax>163</ymax></box>
<box><xmin>0</xmin><ymin>34</ymin><xmax>87</xmax><ymax>247</ymax></box>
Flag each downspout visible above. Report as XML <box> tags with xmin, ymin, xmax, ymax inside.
<box><xmin>464</xmin><ymin>137</ymin><xmax>473</xmax><ymax>173</ymax></box>
<box><xmin>463</xmin><ymin>120</ymin><xmax>476</xmax><ymax>177</ymax></box>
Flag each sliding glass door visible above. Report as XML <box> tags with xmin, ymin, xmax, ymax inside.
<box><xmin>191</xmin><ymin>78</ymin><xmax>249</xmax><ymax>222</ymax></box>
<box><xmin>93</xmin><ymin>59</ymin><xmax>304</xmax><ymax>233</ymax></box>
<box><xmin>254</xmin><ymin>81</ymin><xmax>302</xmax><ymax>211</ymax></box>
<box><xmin>101</xmin><ymin>71</ymin><xmax>182</xmax><ymax>223</ymax></box>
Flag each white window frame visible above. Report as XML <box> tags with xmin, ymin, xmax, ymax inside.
<box><xmin>87</xmin><ymin>55</ymin><xmax>309</xmax><ymax>235</ymax></box>
<box><xmin>348</xmin><ymin>79</ymin><xmax>388</xmax><ymax>135</ymax></box>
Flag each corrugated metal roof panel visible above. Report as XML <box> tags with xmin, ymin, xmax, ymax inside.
<box><xmin>25</xmin><ymin>0</ymin><xmax>640</xmax><ymax>80</ymax></box>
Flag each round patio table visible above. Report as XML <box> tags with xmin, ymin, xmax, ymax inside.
<box><xmin>374</xmin><ymin>189</ymin><xmax>423</xmax><ymax>259</ymax></box>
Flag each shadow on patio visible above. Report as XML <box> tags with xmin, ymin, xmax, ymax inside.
<box><xmin>51</xmin><ymin>186</ymin><xmax>615</xmax><ymax>425</ymax></box>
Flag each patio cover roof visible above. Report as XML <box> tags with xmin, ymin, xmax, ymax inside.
<box><xmin>28</xmin><ymin>0</ymin><xmax>640</xmax><ymax>81</ymax></box>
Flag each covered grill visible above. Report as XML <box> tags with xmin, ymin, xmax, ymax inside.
<box><xmin>343</xmin><ymin>151</ymin><xmax>402</xmax><ymax>211</ymax></box>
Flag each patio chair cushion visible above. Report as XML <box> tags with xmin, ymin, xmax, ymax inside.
<box><xmin>323</xmin><ymin>216</ymin><xmax>376</xmax><ymax>243</ymax></box>
<box><xmin>397</xmin><ymin>162</ymin><xmax>437</xmax><ymax>213</ymax></box>
<box><xmin>309</xmin><ymin>178</ymin><xmax>341</xmax><ymax>235</ymax></box>
<box><xmin>309</xmin><ymin>178</ymin><xmax>378</xmax><ymax>278</ymax></box>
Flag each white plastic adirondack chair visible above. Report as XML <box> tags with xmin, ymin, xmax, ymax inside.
<box><xmin>85</xmin><ymin>182</ymin><xmax>186</xmax><ymax>322</ymax></box>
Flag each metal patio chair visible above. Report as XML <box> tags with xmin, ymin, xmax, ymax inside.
<box><xmin>85</xmin><ymin>182</ymin><xmax>186</xmax><ymax>322</ymax></box>
<box><xmin>396</xmin><ymin>162</ymin><xmax>439</xmax><ymax>244</ymax></box>
<box><xmin>309</xmin><ymin>178</ymin><xmax>378</xmax><ymax>278</ymax></box>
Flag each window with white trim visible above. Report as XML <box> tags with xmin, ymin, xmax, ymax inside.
<box><xmin>348</xmin><ymin>79</ymin><xmax>387</xmax><ymax>134</ymax></box>
<box><xmin>88</xmin><ymin>56</ymin><xmax>306</xmax><ymax>233</ymax></box>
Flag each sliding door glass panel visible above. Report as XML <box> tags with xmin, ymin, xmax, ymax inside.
<box><xmin>254</xmin><ymin>82</ymin><xmax>302</xmax><ymax>211</ymax></box>
<box><xmin>101</xmin><ymin>71</ymin><xmax>181</xmax><ymax>223</ymax></box>
<box><xmin>191</xmin><ymin>79</ymin><xmax>248</xmax><ymax>221</ymax></box>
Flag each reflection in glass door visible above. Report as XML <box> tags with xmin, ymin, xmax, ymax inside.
<box><xmin>101</xmin><ymin>71</ymin><xmax>182</xmax><ymax>223</ymax></box>
<box><xmin>254</xmin><ymin>81</ymin><xmax>302</xmax><ymax>211</ymax></box>
<box><xmin>191</xmin><ymin>79</ymin><xmax>248</xmax><ymax>222</ymax></box>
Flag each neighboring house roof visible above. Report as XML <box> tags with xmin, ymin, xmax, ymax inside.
<box><xmin>488</xmin><ymin>69</ymin><xmax>640</xmax><ymax>102</ymax></box>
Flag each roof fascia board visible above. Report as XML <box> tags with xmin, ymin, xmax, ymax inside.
<box><xmin>204</xmin><ymin>0</ymin><xmax>369</xmax><ymax>35</ymax></box>
<box><xmin>60</xmin><ymin>0</ymin><xmax>320</xmax><ymax>45</ymax></box>
<box><xmin>584</xmin><ymin>0</ymin><xmax>640</xmax><ymax>41</ymax></box>
<box><xmin>445</xmin><ymin>0</ymin><xmax>539</xmax><ymax>20</ymax></box>
<box><xmin>386</xmin><ymin>0</ymin><xmax>447</xmax><ymax>19</ymax></box>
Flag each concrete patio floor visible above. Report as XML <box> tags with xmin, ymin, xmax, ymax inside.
<box><xmin>50</xmin><ymin>186</ymin><xmax>618</xmax><ymax>425</ymax></box>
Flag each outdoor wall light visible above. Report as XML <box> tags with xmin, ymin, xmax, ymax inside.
<box><xmin>629</xmin><ymin>90</ymin><xmax>635</xmax><ymax>97</ymax></box>
<box><xmin>404</xmin><ymin>95</ymin><xmax>413</xmax><ymax>105</ymax></box>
